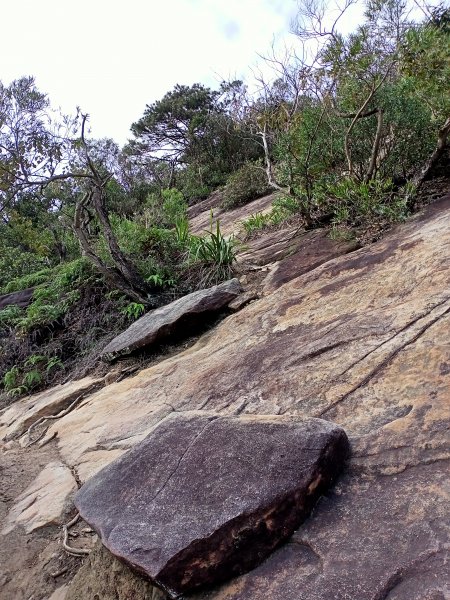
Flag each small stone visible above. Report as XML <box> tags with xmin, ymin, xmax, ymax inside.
<box><xmin>228</xmin><ymin>291</ymin><xmax>258</xmax><ymax>311</ymax></box>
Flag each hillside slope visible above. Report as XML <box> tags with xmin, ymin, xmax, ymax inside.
<box><xmin>1</xmin><ymin>194</ymin><xmax>449</xmax><ymax>600</ymax></box>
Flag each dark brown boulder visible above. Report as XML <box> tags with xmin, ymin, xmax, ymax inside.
<box><xmin>74</xmin><ymin>413</ymin><xmax>349</xmax><ymax>599</ymax></box>
<box><xmin>101</xmin><ymin>279</ymin><xmax>242</xmax><ymax>361</ymax></box>
<box><xmin>0</xmin><ymin>287</ymin><xmax>34</xmax><ymax>310</ymax></box>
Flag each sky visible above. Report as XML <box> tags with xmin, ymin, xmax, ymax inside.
<box><xmin>2</xmin><ymin>0</ymin><xmax>434</xmax><ymax>146</ymax></box>
<box><xmin>1</xmin><ymin>0</ymin><xmax>302</xmax><ymax>145</ymax></box>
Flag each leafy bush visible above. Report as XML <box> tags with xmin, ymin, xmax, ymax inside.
<box><xmin>188</xmin><ymin>218</ymin><xmax>237</xmax><ymax>284</ymax></box>
<box><xmin>221</xmin><ymin>162</ymin><xmax>270</xmax><ymax>210</ymax></box>
<box><xmin>2</xmin><ymin>355</ymin><xmax>64</xmax><ymax>397</ymax></box>
<box><xmin>326</xmin><ymin>178</ymin><xmax>410</xmax><ymax>226</ymax></box>
<box><xmin>175</xmin><ymin>167</ymin><xmax>212</xmax><ymax>202</ymax></box>
<box><xmin>270</xmin><ymin>195</ymin><xmax>302</xmax><ymax>224</ymax></box>
<box><xmin>14</xmin><ymin>258</ymin><xmax>94</xmax><ymax>333</ymax></box>
<box><xmin>161</xmin><ymin>188</ymin><xmax>188</xmax><ymax>226</ymax></box>
<box><xmin>0</xmin><ymin>305</ymin><xmax>22</xmax><ymax>327</ymax></box>
<box><xmin>1</xmin><ymin>267</ymin><xmax>53</xmax><ymax>295</ymax></box>
<box><xmin>241</xmin><ymin>212</ymin><xmax>272</xmax><ymax>235</ymax></box>
<box><xmin>121</xmin><ymin>302</ymin><xmax>146</xmax><ymax>320</ymax></box>
<box><xmin>143</xmin><ymin>188</ymin><xmax>188</xmax><ymax>228</ymax></box>
<box><xmin>241</xmin><ymin>195</ymin><xmax>302</xmax><ymax>236</ymax></box>
<box><xmin>3</xmin><ymin>366</ymin><xmax>20</xmax><ymax>393</ymax></box>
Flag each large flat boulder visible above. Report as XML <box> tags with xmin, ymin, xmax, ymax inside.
<box><xmin>74</xmin><ymin>413</ymin><xmax>349</xmax><ymax>598</ymax></box>
<box><xmin>101</xmin><ymin>279</ymin><xmax>242</xmax><ymax>361</ymax></box>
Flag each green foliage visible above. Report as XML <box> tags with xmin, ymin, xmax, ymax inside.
<box><xmin>24</xmin><ymin>354</ymin><xmax>46</xmax><ymax>367</ymax></box>
<box><xmin>2</xmin><ymin>268</ymin><xmax>53</xmax><ymax>295</ymax></box>
<box><xmin>46</xmin><ymin>356</ymin><xmax>64</xmax><ymax>372</ymax></box>
<box><xmin>22</xmin><ymin>369</ymin><xmax>42</xmax><ymax>389</ymax></box>
<box><xmin>270</xmin><ymin>195</ymin><xmax>302</xmax><ymax>223</ymax></box>
<box><xmin>174</xmin><ymin>218</ymin><xmax>190</xmax><ymax>246</ymax></box>
<box><xmin>221</xmin><ymin>162</ymin><xmax>270</xmax><ymax>210</ymax></box>
<box><xmin>174</xmin><ymin>167</ymin><xmax>213</xmax><ymax>202</ymax></box>
<box><xmin>3</xmin><ymin>366</ymin><xmax>20</xmax><ymax>392</ymax></box>
<box><xmin>121</xmin><ymin>302</ymin><xmax>146</xmax><ymax>320</ymax></box>
<box><xmin>161</xmin><ymin>188</ymin><xmax>188</xmax><ymax>226</ymax></box>
<box><xmin>401</xmin><ymin>8</ymin><xmax>450</xmax><ymax>120</ymax></box>
<box><xmin>186</xmin><ymin>217</ymin><xmax>237</xmax><ymax>284</ymax></box>
<box><xmin>0</xmin><ymin>248</ymin><xmax>50</xmax><ymax>291</ymax></box>
<box><xmin>130</xmin><ymin>83</ymin><xmax>262</xmax><ymax>201</ymax></box>
<box><xmin>2</xmin><ymin>355</ymin><xmax>64</xmax><ymax>397</ymax></box>
<box><xmin>193</xmin><ymin>217</ymin><xmax>237</xmax><ymax>266</ymax></box>
<box><xmin>241</xmin><ymin>212</ymin><xmax>272</xmax><ymax>235</ymax></box>
<box><xmin>143</xmin><ymin>188</ymin><xmax>187</xmax><ymax>228</ymax></box>
<box><xmin>326</xmin><ymin>178</ymin><xmax>410</xmax><ymax>226</ymax></box>
<box><xmin>0</xmin><ymin>305</ymin><xmax>22</xmax><ymax>327</ymax></box>
<box><xmin>14</xmin><ymin>258</ymin><xmax>94</xmax><ymax>332</ymax></box>
<box><xmin>276</xmin><ymin>104</ymin><xmax>343</xmax><ymax>201</ymax></box>
<box><xmin>376</xmin><ymin>79</ymin><xmax>436</xmax><ymax>178</ymax></box>
<box><xmin>241</xmin><ymin>195</ymin><xmax>302</xmax><ymax>235</ymax></box>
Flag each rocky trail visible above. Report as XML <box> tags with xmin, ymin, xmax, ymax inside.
<box><xmin>1</xmin><ymin>191</ymin><xmax>449</xmax><ymax>600</ymax></box>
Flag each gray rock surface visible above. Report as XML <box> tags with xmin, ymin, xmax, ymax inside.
<box><xmin>74</xmin><ymin>413</ymin><xmax>349</xmax><ymax>598</ymax></box>
<box><xmin>0</xmin><ymin>287</ymin><xmax>34</xmax><ymax>310</ymax></box>
<box><xmin>101</xmin><ymin>279</ymin><xmax>242</xmax><ymax>361</ymax></box>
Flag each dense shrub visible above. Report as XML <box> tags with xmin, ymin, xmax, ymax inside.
<box><xmin>325</xmin><ymin>179</ymin><xmax>411</xmax><ymax>226</ymax></box>
<box><xmin>221</xmin><ymin>163</ymin><xmax>270</xmax><ymax>210</ymax></box>
<box><xmin>0</xmin><ymin>248</ymin><xmax>50</xmax><ymax>292</ymax></box>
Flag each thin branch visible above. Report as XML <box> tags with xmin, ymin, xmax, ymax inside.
<box><xmin>344</xmin><ymin>64</ymin><xmax>393</xmax><ymax>176</ymax></box>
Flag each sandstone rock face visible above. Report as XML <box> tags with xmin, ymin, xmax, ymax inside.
<box><xmin>47</xmin><ymin>584</ymin><xmax>69</xmax><ymax>600</ymax></box>
<box><xmin>260</xmin><ymin>229</ymin><xmax>358</xmax><ymax>294</ymax></box>
<box><xmin>238</xmin><ymin>226</ymin><xmax>357</xmax><ymax>274</ymax></box>
<box><xmin>189</xmin><ymin>193</ymin><xmax>278</xmax><ymax>236</ymax></box>
<box><xmin>0</xmin><ymin>376</ymin><xmax>103</xmax><ymax>442</ymax></box>
<box><xmin>2</xmin><ymin>461</ymin><xmax>77</xmax><ymax>534</ymax></box>
<box><xmin>74</xmin><ymin>413</ymin><xmax>349</xmax><ymax>598</ymax></box>
<box><xmin>4</xmin><ymin>195</ymin><xmax>450</xmax><ymax>599</ymax></box>
<box><xmin>101</xmin><ymin>279</ymin><xmax>242</xmax><ymax>361</ymax></box>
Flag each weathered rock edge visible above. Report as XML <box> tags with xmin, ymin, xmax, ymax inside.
<box><xmin>101</xmin><ymin>278</ymin><xmax>243</xmax><ymax>361</ymax></box>
<box><xmin>74</xmin><ymin>413</ymin><xmax>350</xmax><ymax>598</ymax></box>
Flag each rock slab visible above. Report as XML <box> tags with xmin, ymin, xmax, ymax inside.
<box><xmin>0</xmin><ymin>287</ymin><xmax>34</xmax><ymax>310</ymax></box>
<box><xmin>0</xmin><ymin>376</ymin><xmax>103</xmax><ymax>441</ymax></box>
<box><xmin>101</xmin><ymin>279</ymin><xmax>242</xmax><ymax>361</ymax></box>
<box><xmin>74</xmin><ymin>413</ymin><xmax>349</xmax><ymax>598</ymax></box>
<box><xmin>3</xmin><ymin>461</ymin><xmax>77</xmax><ymax>534</ymax></box>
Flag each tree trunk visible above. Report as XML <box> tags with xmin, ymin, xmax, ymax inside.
<box><xmin>260</xmin><ymin>125</ymin><xmax>284</xmax><ymax>191</ymax></box>
<box><xmin>90</xmin><ymin>186</ymin><xmax>154</xmax><ymax>303</ymax></box>
<box><xmin>365</xmin><ymin>109</ymin><xmax>384</xmax><ymax>182</ymax></box>
<box><xmin>74</xmin><ymin>192</ymin><xmax>155</xmax><ymax>306</ymax></box>
<box><xmin>412</xmin><ymin>116</ymin><xmax>450</xmax><ymax>189</ymax></box>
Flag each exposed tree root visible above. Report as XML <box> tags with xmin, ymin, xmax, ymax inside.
<box><xmin>25</xmin><ymin>394</ymin><xmax>87</xmax><ymax>446</ymax></box>
<box><xmin>62</xmin><ymin>513</ymin><xmax>91</xmax><ymax>557</ymax></box>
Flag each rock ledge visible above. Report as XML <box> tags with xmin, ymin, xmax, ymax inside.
<box><xmin>101</xmin><ymin>279</ymin><xmax>242</xmax><ymax>361</ymax></box>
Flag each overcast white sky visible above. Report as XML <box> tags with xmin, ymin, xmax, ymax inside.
<box><xmin>2</xmin><ymin>0</ymin><xmax>433</xmax><ymax>146</ymax></box>
<box><xmin>1</xmin><ymin>0</ymin><xmax>303</xmax><ymax>144</ymax></box>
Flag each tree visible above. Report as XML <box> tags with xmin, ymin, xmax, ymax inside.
<box><xmin>400</xmin><ymin>5</ymin><xmax>450</xmax><ymax>186</ymax></box>
<box><xmin>129</xmin><ymin>82</ymin><xmax>262</xmax><ymax>199</ymax></box>
<box><xmin>0</xmin><ymin>78</ymin><xmax>154</xmax><ymax>304</ymax></box>
<box><xmin>277</xmin><ymin>0</ymin><xmax>448</xmax><ymax>192</ymax></box>
<box><xmin>0</xmin><ymin>77</ymin><xmax>83</xmax><ymax>215</ymax></box>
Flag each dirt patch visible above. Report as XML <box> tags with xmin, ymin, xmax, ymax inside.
<box><xmin>0</xmin><ymin>442</ymin><xmax>89</xmax><ymax>600</ymax></box>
